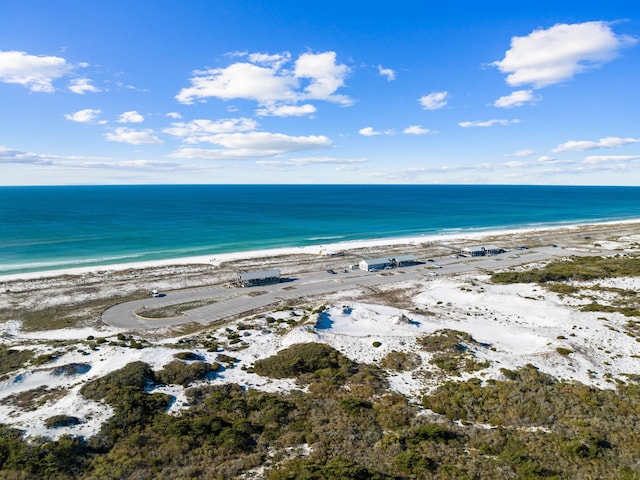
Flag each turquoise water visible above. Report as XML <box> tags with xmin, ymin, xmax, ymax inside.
<box><xmin>1</xmin><ymin>184</ymin><xmax>640</xmax><ymax>276</ymax></box>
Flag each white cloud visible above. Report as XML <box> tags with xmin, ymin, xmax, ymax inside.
<box><xmin>163</xmin><ymin>118</ymin><xmax>258</xmax><ymax>143</ymax></box>
<box><xmin>257</xmin><ymin>156</ymin><xmax>368</xmax><ymax>167</ymax></box>
<box><xmin>0</xmin><ymin>50</ymin><xmax>74</xmax><ymax>92</ymax></box>
<box><xmin>117</xmin><ymin>110</ymin><xmax>145</xmax><ymax>123</ymax></box>
<box><xmin>176</xmin><ymin>50</ymin><xmax>352</xmax><ymax>111</ymax></box>
<box><xmin>583</xmin><ymin>154</ymin><xmax>640</xmax><ymax>164</ymax></box>
<box><xmin>358</xmin><ymin>127</ymin><xmax>394</xmax><ymax>136</ymax></box>
<box><xmin>492</xmin><ymin>21</ymin><xmax>638</xmax><ymax>88</ymax></box>
<box><xmin>64</xmin><ymin>108</ymin><xmax>103</xmax><ymax>123</ymax></box>
<box><xmin>493</xmin><ymin>90</ymin><xmax>539</xmax><ymax>108</ymax></box>
<box><xmin>247</xmin><ymin>52</ymin><xmax>292</xmax><ymax>69</ymax></box>
<box><xmin>0</xmin><ymin>146</ymin><xmax>181</xmax><ymax>170</ymax></box>
<box><xmin>166</xmin><ymin>112</ymin><xmax>182</xmax><ymax>119</ymax></box>
<box><xmin>176</xmin><ymin>62</ymin><xmax>297</xmax><ymax>104</ymax></box>
<box><xmin>458</xmin><ymin>119</ymin><xmax>520</xmax><ymax>127</ymax></box>
<box><xmin>0</xmin><ymin>146</ymin><xmax>50</xmax><ymax>165</ymax></box>
<box><xmin>294</xmin><ymin>51</ymin><xmax>352</xmax><ymax>105</ymax></box>
<box><xmin>419</xmin><ymin>91</ymin><xmax>448</xmax><ymax>110</ymax></box>
<box><xmin>104</xmin><ymin>127</ymin><xmax>163</xmax><ymax>145</ymax></box>
<box><xmin>378</xmin><ymin>65</ymin><xmax>396</xmax><ymax>81</ymax></box>
<box><xmin>68</xmin><ymin>78</ymin><xmax>100</xmax><ymax>94</ymax></box>
<box><xmin>168</xmin><ymin>132</ymin><xmax>331</xmax><ymax>160</ymax></box>
<box><xmin>552</xmin><ymin>136</ymin><xmax>640</xmax><ymax>152</ymax></box>
<box><xmin>537</xmin><ymin>155</ymin><xmax>557</xmax><ymax>163</ymax></box>
<box><xmin>256</xmin><ymin>104</ymin><xmax>317</xmax><ymax>117</ymax></box>
<box><xmin>509</xmin><ymin>149</ymin><xmax>536</xmax><ymax>157</ymax></box>
<box><xmin>359</xmin><ymin>127</ymin><xmax>381</xmax><ymax>136</ymax></box>
<box><xmin>403</xmin><ymin>125</ymin><xmax>433</xmax><ymax>135</ymax></box>
<box><xmin>114</xmin><ymin>81</ymin><xmax>146</xmax><ymax>92</ymax></box>
<box><xmin>505</xmin><ymin>161</ymin><xmax>526</xmax><ymax>168</ymax></box>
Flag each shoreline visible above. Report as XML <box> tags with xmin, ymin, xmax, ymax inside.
<box><xmin>2</xmin><ymin>218</ymin><xmax>640</xmax><ymax>282</ymax></box>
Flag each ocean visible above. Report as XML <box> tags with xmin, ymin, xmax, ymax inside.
<box><xmin>1</xmin><ymin>184</ymin><xmax>640</xmax><ymax>276</ymax></box>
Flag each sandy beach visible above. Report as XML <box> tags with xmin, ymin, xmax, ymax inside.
<box><xmin>1</xmin><ymin>220</ymin><xmax>640</xmax><ymax>440</ymax></box>
<box><xmin>3</xmin><ymin>218</ymin><xmax>640</xmax><ymax>281</ymax></box>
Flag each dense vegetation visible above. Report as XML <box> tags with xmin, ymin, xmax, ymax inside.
<box><xmin>491</xmin><ymin>254</ymin><xmax>640</xmax><ymax>284</ymax></box>
<box><xmin>156</xmin><ymin>359</ymin><xmax>218</xmax><ymax>386</ymax></box>
<box><xmin>1</xmin><ymin>346</ymin><xmax>640</xmax><ymax>478</ymax></box>
<box><xmin>253</xmin><ymin>342</ymin><xmax>357</xmax><ymax>380</ymax></box>
<box><xmin>423</xmin><ymin>365</ymin><xmax>640</xmax><ymax>479</ymax></box>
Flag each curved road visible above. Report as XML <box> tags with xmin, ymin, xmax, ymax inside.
<box><xmin>102</xmin><ymin>245</ymin><xmax>605</xmax><ymax>330</ymax></box>
<box><xmin>102</xmin><ymin>268</ymin><xmax>418</xmax><ymax>329</ymax></box>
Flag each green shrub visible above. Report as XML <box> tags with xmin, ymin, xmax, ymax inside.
<box><xmin>45</xmin><ymin>415</ymin><xmax>83</xmax><ymax>428</ymax></box>
<box><xmin>392</xmin><ymin>450</ymin><xmax>435</xmax><ymax>475</ymax></box>
<box><xmin>254</xmin><ymin>342</ymin><xmax>355</xmax><ymax>380</ymax></box>
<box><xmin>430</xmin><ymin>354</ymin><xmax>461</xmax><ymax>374</ymax></box>
<box><xmin>80</xmin><ymin>361</ymin><xmax>156</xmax><ymax>401</ymax></box>
<box><xmin>270</xmin><ymin>457</ymin><xmax>386</xmax><ymax>479</ymax></box>
<box><xmin>500</xmin><ymin>368</ymin><xmax>519</xmax><ymax>380</ymax></box>
<box><xmin>405</xmin><ymin>423</ymin><xmax>459</xmax><ymax>444</ymax></box>
<box><xmin>156</xmin><ymin>360</ymin><xmax>215</xmax><ymax>386</ymax></box>
<box><xmin>556</xmin><ymin>347</ymin><xmax>573</xmax><ymax>356</ymax></box>
<box><xmin>0</xmin><ymin>347</ymin><xmax>34</xmax><ymax>377</ymax></box>
<box><xmin>174</xmin><ymin>351</ymin><xmax>202</xmax><ymax>361</ymax></box>
<box><xmin>31</xmin><ymin>352</ymin><xmax>59</xmax><ymax>366</ymax></box>
<box><xmin>417</xmin><ymin>329</ymin><xmax>474</xmax><ymax>352</ymax></box>
<box><xmin>546</xmin><ymin>283</ymin><xmax>580</xmax><ymax>294</ymax></box>
<box><xmin>216</xmin><ymin>353</ymin><xmax>238</xmax><ymax>365</ymax></box>
<box><xmin>338</xmin><ymin>396</ymin><xmax>372</xmax><ymax>414</ymax></box>
<box><xmin>380</xmin><ymin>351</ymin><xmax>421</xmax><ymax>371</ymax></box>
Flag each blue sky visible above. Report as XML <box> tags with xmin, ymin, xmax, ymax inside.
<box><xmin>1</xmin><ymin>1</ymin><xmax>639</xmax><ymax>185</ymax></box>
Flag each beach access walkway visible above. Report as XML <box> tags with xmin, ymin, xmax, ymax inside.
<box><xmin>101</xmin><ymin>244</ymin><xmax>604</xmax><ymax>330</ymax></box>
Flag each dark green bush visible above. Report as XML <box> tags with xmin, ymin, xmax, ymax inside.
<box><xmin>80</xmin><ymin>361</ymin><xmax>155</xmax><ymax>401</ymax></box>
<box><xmin>156</xmin><ymin>360</ymin><xmax>215</xmax><ymax>386</ymax></box>
<box><xmin>417</xmin><ymin>329</ymin><xmax>474</xmax><ymax>352</ymax></box>
<box><xmin>380</xmin><ymin>350</ymin><xmax>421</xmax><ymax>371</ymax></box>
<box><xmin>44</xmin><ymin>415</ymin><xmax>83</xmax><ymax>428</ymax></box>
<box><xmin>0</xmin><ymin>347</ymin><xmax>34</xmax><ymax>377</ymax></box>
<box><xmin>392</xmin><ymin>450</ymin><xmax>435</xmax><ymax>476</ymax></box>
<box><xmin>216</xmin><ymin>353</ymin><xmax>238</xmax><ymax>365</ymax></box>
<box><xmin>269</xmin><ymin>457</ymin><xmax>386</xmax><ymax>479</ymax></box>
<box><xmin>254</xmin><ymin>343</ymin><xmax>355</xmax><ymax>380</ymax></box>
<box><xmin>556</xmin><ymin>347</ymin><xmax>573</xmax><ymax>356</ymax></box>
<box><xmin>405</xmin><ymin>423</ymin><xmax>459</xmax><ymax>444</ymax></box>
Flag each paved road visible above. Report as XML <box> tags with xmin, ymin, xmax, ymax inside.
<box><xmin>102</xmin><ymin>244</ymin><xmax>608</xmax><ymax>330</ymax></box>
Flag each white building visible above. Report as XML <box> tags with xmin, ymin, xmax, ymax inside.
<box><xmin>461</xmin><ymin>245</ymin><xmax>505</xmax><ymax>257</ymax></box>
<box><xmin>483</xmin><ymin>245</ymin><xmax>505</xmax><ymax>255</ymax></box>
<box><xmin>236</xmin><ymin>269</ymin><xmax>281</xmax><ymax>287</ymax></box>
<box><xmin>461</xmin><ymin>246</ymin><xmax>486</xmax><ymax>257</ymax></box>
<box><xmin>359</xmin><ymin>254</ymin><xmax>417</xmax><ymax>271</ymax></box>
